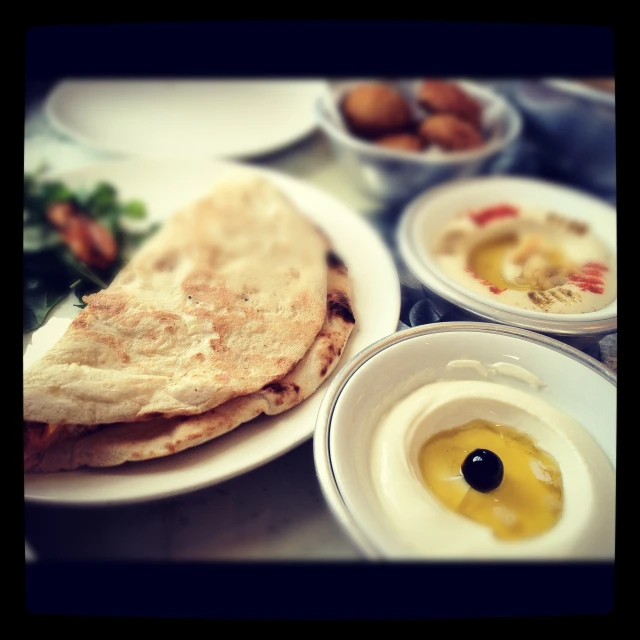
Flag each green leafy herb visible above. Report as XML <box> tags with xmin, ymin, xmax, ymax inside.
<box><xmin>23</xmin><ymin>173</ymin><xmax>159</xmax><ymax>333</ymax></box>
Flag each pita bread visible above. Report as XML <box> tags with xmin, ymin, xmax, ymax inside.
<box><xmin>23</xmin><ymin>175</ymin><xmax>328</xmax><ymax>426</ymax></box>
<box><xmin>24</xmin><ymin>252</ymin><xmax>355</xmax><ymax>472</ymax></box>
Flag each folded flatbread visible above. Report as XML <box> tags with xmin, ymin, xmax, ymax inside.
<box><xmin>23</xmin><ymin>175</ymin><xmax>329</xmax><ymax>426</ymax></box>
<box><xmin>24</xmin><ymin>252</ymin><xmax>355</xmax><ymax>472</ymax></box>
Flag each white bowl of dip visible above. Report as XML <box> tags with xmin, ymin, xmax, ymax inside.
<box><xmin>313</xmin><ymin>322</ymin><xmax>616</xmax><ymax>560</ymax></box>
<box><xmin>396</xmin><ymin>175</ymin><xmax>617</xmax><ymax>347</ymax></box>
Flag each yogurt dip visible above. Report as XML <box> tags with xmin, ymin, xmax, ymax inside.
<box><xmin>369</xmin><ymin>369</ymin><xmax>616</xmax><ymax>560</ymax></box>
<box><xmin>430</xmin><ymin>203</ymin><xmax>616</xmax><ymax>314</ymax></box>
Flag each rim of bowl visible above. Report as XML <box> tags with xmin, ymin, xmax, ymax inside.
<box><xmin>542</xmin><ymin>79</ymin><xmax>615</xmax><ymax>107</ymax></box>
<box><xmin>396</xmin><ymin>175</ymin><xmax>618</xmax><ymax>338</ymax></box>
<box><xmin>316</xmin><ymin>80</ymin><xmax>523</xmax><ymax>166</ymax></box>
<box><xmin>313</xmin><ymin>321</ymin><xmax>617</xmax><ymax>559</ymax></box>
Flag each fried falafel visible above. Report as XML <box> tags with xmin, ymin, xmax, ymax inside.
<box><xmin>418</xmin><ymin>113</ymin><xmax>484</xmax><ymax>151</ymax></box>
<box><xmin>341</xmin><ymin>82</ymin><xmax>414</xmax><ymax>138</ymax></box>
<box><xmin>417</xmin><ymin>80</ymin><xmax>482</xmax><ymax>128</ymax></box>
<box><xmin>374</xmin><ymin>133</ymin><xmax>426</xmax><ymax>152</ymax></box>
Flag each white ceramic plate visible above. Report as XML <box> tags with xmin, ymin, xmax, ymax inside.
<box><xmin>23</xmin><ymin>158</ymin><xmax>401</xmax><ymax>505</ymax></box>
<box><xmin>45</xmin><ymin>80</ymin><xmax>328</xmax><ymax>159</ymax></box>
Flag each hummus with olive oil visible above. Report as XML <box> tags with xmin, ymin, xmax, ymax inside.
<box><xmin>431</xmin><ymin>204</ymin><xmax>616</xmax><ymax>314</ymax></box>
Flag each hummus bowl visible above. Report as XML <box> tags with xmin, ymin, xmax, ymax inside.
<box><xmin>313</xmin><ymin>322</ymin><xmax>616</xmax><ymax>560</ymax></box>
<box><xmin>396</xmin><ymin>175</ymin><xmax>617</xmax><ymax>347</ymax></box>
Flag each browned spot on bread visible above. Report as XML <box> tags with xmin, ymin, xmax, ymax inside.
<box><xmin>71</xmin><ymin>317</ymin><xmax>89</xmax><ymax>330</ymax></box>
<box><xmin>118</xmin><ymin>310</ymin><xmax>181</xmax><ymax>332</ymax></box>
<box><xmin>327</xmin><ymin>291</ymin><xmax>355</xmax><ymax>324</ymax></box>
<box><xmin>115</xmin><ymin>311</ymin><xmax>183</xmax><ymax>356</ymax></box>
<box><xmin>84</xmin><ymin>292</ymin><xmax>128</xmax><ymax>315</ymax></box>
<box><xmin>318</xmin><ymin>343</ymin><xmax>339</xmax><ymax>378</ymax></box>
<box><xmin>182</xmin><ymin>283</ymin><xmax>235</xmax><ymax>307</ymax></box>
<box><xmin>261</xmin><ymin>381</ymin><xmax>302</xmax><ymax>407</ymax></box>
<box><xmin>327</xmin><ymin>251</ymin><xmax>348</xmax><ymax>275</ymax></box>
<box><xmin>262</xmin><ymin>382</ymin><xmax>286</xmax><ymax>393</ymax></box>
<box><xmin>193</xmin><ymin>352</ymin><xmax>205</xmax><ymax>362</ymax></box>
<box><xmin>87</xmin><ymin>331</ymin><xmax>131</xmax><ymax>363</ymax></box>
<box><xmin>327</xmin><ymin>251</ymin><xmax>345</xmax><ymax>268</ymax></box>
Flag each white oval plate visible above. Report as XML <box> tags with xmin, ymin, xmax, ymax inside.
<box><xmin>45</xmin><ymin>80</ymin><xmax>328</xmax><ymax>159</ymax></box>
<box><xmin>23</xmin><ymin>158</ymin><xmax>401</xmax><ymax>505</ymax></box>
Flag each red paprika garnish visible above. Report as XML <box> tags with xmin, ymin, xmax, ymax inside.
<box><xmin>469</xmin><ymin>204</ymin><xmax>519</xmax><ymax>227</ymax></box>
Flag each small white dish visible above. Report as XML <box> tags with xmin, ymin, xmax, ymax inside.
<box><xmin>314</xmin><ymin>322</ymin><xmax>616</xmax><ymax>560</ymax></box>
<box><xmin>45</xmin><ymin>79</ymin><xmax>328</xmax><ymax>159</ymax></box>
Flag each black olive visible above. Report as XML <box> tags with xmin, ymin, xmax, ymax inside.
<box><xmin>461</xmin><ymin>448</ymin><xmax>504</xmax><ymax>493</ymax></box>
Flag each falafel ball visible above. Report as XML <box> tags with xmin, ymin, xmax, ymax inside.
<box><xmin>418</xmin><ymin>114</ymin><xmax>484</xmax><ymax>152</ymax></box>
<box><xmin>417</xmin><ymin>80</ymin><xmax>482</xmax><ymax>128</ymax></box>
<box><xmin>341</xmin><ymin>82</ymin><xmax>414</xmax><ymax>138</ymax></box>
<box><xmin>374</xmin><ymin>133</ymin><xmax>426</xmax><ymax>152</ymax></box>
